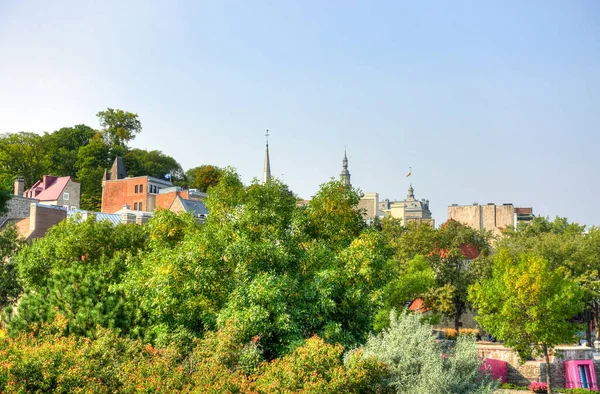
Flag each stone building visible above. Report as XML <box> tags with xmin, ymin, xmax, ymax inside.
<box><xmin>378</xmin><ymin>184</ymin><xmax>434</xmax><ymax>226</ymax></box>
<box><xmin>447</xmin><ymin>203</ymin><xmax>533</xmax><ymax>237</ymax></box>
<box><xmin>101</xmin><ymin>156</ymin><xmax>208</xmax><ymax>217</ymax></box>
<box><xmin>22</xmin><ymin>175</ymin><xmax>80</xmax><ymax>210</ymax></box>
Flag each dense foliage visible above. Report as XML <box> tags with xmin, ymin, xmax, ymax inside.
<box><xmin>0</xmin><ymin>111</ymin><xmax>594</xmax><ymax>392</ymax></box>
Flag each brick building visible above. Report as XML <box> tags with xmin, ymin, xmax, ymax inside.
<box><xmin>101</xmin><ymin>157</ymin><xmax>208</xmax><ymax>218</ymax></box>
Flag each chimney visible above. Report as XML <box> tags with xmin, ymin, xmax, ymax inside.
<box><xmin>14</xmin><ymin>178</ymin><xmax>24</xmax><ymax>196</ymax></box>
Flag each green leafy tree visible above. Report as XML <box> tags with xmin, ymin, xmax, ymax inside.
<box><xmin>121</xmin><ymin>174</ymin><xmax>390</xmax><ymax>358</ymax></box>
<box><xmin>124</xmin><ymin>149</ymin><xmax>183</xmax><ymax>181</ymax></box>
<box><xmin>0</xmin><ymin>190</ymin><xmax>10</xmax><ymax>215</ymax></box>
<box><xmin>96</xmin><ymin>108</ymin><xmax>142</xmax><ymax>148</ymax></box>
<box><xmin>74</xmin><ymin>134</ymin><xmax>111</xmax><ymax>210</ymax></box>
<box><xmin>427</xmin><ymin>220</ymin><xmax>491</xmax><ymax>332</ymax></box>
<box><xmin>43</xmin><ymin>124</ymin><xmax>96</xmax><ymax>178</ymax></box>
<box><xmin>499</xmin><ymin>216</ymin><xmax>592</xmax><ymax>343</ymax></box>
<box><xmin>7</xmin><ymin>216</ymin><xmax>148</xmax><ymax>338</ymax></box>
<box><xmin>0</xmin><ymin>132</ymin><xmax>47</xmax><ymax>190</ymax></box>
<box><xmin>470</xmin><ymin>249</ymin><xmax>584</xmax><ymax>394</ymax></box>
<box><xmin>374</xmin><ymin>255</ymin><xmax>436</xmax><ymax>330</ymax></box>
<box><xmin>186</xmin><ymin>165</ymin><xmax>224</xmax><ymax>192</ymax></box>
<box><xmin>0</xmin><ymin>224</ymin><xmax>24</xmax><ymax>311</ymax></box>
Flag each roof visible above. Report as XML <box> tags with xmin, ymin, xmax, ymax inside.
<box><xmin>24</xmin><ymin>176</ymin><xmax>72</xmax><ymax>201</ymax></box>
<box><xmin>67</xmin><ymin>210</ymin><xmax>123</xmax><ymax>226</ymax></box>
<box><xmin>180</xmin><ymin>197</ymin><xmax>208</xmax><ymax>216</ymax></box>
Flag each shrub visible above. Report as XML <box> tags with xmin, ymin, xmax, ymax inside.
<box><xmin>361</xmin><ymin>310</ymin><xmax>498</xmax><ymax>394</ymax></box>
<box><xmin>249</xmin><ymin>336</ymin><xmax>389</xmax><ymax>394</ymax></box>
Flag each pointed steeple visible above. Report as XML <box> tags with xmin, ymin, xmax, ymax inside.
<box><xmin>340</xmin><ymin>148</ymin><xmax>351</xmax><ymax>187</ymax></box>
<box><xmin>107</xmin><ymin>156</ymin><xmax>127</xmax><ymax>181</ymax></box>
<box><xmin>262</xmin><ymin>130</ymin><xmax>271</xmax><ymax>184</ymax></box>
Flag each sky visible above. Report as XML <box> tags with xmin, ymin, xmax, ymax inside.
<box><xmin>1</xmin><ymin>0</ymin><xmax>599</xmax><ymax>226</ymax></box>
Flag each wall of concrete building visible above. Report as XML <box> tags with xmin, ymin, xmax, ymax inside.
<box><xmin>358</xmin><ymin>193</ymin><xmax>378</xmax><ymax>220</ymax></box>
<box><xmin>448</xmin><ymin>204</ymin><xmax>515</xmax><ymax>237</ymax></box>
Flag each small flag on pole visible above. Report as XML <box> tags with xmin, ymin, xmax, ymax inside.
<box><xmin>164</xmin><ymin>172</ymin><xmax>172</xmax><ymax>180</ymax></box>
<box><xmin>406</xmin><ymin>167</ymin><xmax>412</xmax><ymax>178</ymax></box>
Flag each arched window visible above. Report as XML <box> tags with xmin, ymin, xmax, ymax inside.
<box><xmin>135</xmin><ymin>185</ymin><xmax>138</xmax><ymax>194</ymax></box>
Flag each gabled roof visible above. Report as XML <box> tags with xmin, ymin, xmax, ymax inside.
<box><xmin>179</xmin><ymin>197</ymin><xmax>208</xmax><ymax>216</ymax></box>
<box><xmin>24</xmin><ymin>176</ymin><xmax>72</xmax><ymax>201</ymax></box>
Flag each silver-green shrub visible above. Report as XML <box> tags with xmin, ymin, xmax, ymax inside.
<box><xmin>353</xmin><ymin>310</ymin><xmax>498</xmax><ymax>394</ymax></box>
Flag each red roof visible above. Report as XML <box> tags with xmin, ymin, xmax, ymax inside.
<box><xmin>24</xmin><ymin>176</ymin><xmax>72</xmax><ymax>201</ymax></box>
<box><xmin>408</xmin><ymin>298</ymin><xmax>430</xmax><ymax>313</ymax></box>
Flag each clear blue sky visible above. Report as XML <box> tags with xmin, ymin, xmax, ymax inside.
<box><xmin>1</xmin><ymin>0</ymin><xmax>599</xmax><ymax>226</ymax></box>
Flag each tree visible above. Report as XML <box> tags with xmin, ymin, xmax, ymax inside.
<box><xmin>74</xmin><ymin>134</ymin><xmax>111</xmax><ymax>210</ymax></box>
<box><xmin>470</xmin><ymin>249</ymin><xmax>584</xmax><ymax>394</ymax></box>
<box><xmin>0</xmin><ymin>190</ymin><xmax>10</xmax><ymax>215</ymax></box>
<box><xmin>124</xmin><ymin>149</ymin><xmax>183</xmax><ymax>181</ymax></box>
<box><xmin>499</xmin><ymin>216</ymin><xmax>592</xmax><ymax>344</ymax></box>
<box><xmin>96</xmin><ymin>108</ymin><xmax>142</xmax><ymax>147</ymax></box>
<box><xmin>374</xmin><ymin>255</ymin><xmax>436</xmax><ymax>330</ymax></box>
<box><xmin>7</xmin><ymin>216</ymin><xmax>148</xmax><ymax>338</ymax></box>
<box><xmin>120</xmin><ymin>175</ymin><xmax>390</xmax><ymax>358</ymax></box>
<box><xmin>0</xmin><ymin>224</ymin><xmax>24</xmax><ymax>311</ymax></box>
<box><xmin>0</xmin><ymin>132</ymin><xmax>47</xmax><ymax>190</ymax></box>
<box><xmin>43</xmin><ymin>124</ymin><xmax>96</xmax><ymax>178</ymax></box>
<box><xmin>427</xmin><ymin>220</ymin><xmax>491</xmax><ymax>332</ymax></box>
<box><xmin>186</xmin><ymin>165</ymin><xmax>224</xmax><ymax>192</ymax></box>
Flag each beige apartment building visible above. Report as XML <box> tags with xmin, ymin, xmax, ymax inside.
<box><xmin>447</xmin><ymin>203</ymin><xmax>533</xmax><ymax>237</ymax></box>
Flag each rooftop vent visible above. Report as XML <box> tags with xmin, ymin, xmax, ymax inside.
<box><xmin>487</xmin><ymin>203</ymin><xmax>495</xmax><ymax>205</ymax></box>
<box><xmin>473</xmin><ymin>202</ymin><xmax>478</xmax><ymax>206</ymax></box>
<box><xmin>451</xmin><ymin>204</ymin><xmax>458</xmax><ymax>206</ymax></box>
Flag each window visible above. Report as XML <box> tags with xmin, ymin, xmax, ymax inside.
<box><xmin>63</xmin><ymin>192</ymin><xmax>69</xmax><ymax>201</ymax></box>
<box><xmin>140</xmin><ymin>185</ymin><xmax>143</xmax><ymax>193</ymax></box>
<box><xmin>134</xmin><ymin>202</ymin><xmax>138</xmax><ymax>210</ymax></box>
<box><xmin>139</xmin><ymin>202</ymin><xmax>143</xmax><ymax>211</ymax></box>
<box><xmin>135</xmin><ymin>185</ymin><xmax>139</xmax><ymax>194</ymax></box>
<box><xmin>71</xmin><ymin>206</ymin><xmax>76</xmax><ymax>211</ymax></box>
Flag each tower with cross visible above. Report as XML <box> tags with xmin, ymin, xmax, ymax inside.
<box><xmin>262</xmin><ymin>129</ymin><xmax>271</xmax><ymax>184</ymax></box>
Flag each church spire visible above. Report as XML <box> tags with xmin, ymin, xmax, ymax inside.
<box><xmin>340</xmin><ymin>147</ymin><xmax>351</xmax><ymax>187</ymax></box>
<box><xmin>262</xmin><ymin>130</ymin><xmax>271</xmax><ymax>184</ymax></box>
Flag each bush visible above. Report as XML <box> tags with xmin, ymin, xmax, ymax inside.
<box><xmin>249</xmin><ymin>336</ymin><xmax>390</xmax><ymax>394</ymax></box>
<box><xmin>360</xmin><ymin>310</ymin><xmax>498</xmax><ymax>394</ymax></box>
